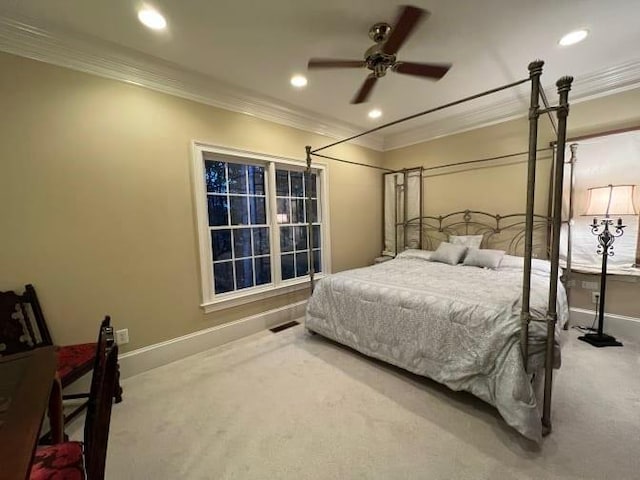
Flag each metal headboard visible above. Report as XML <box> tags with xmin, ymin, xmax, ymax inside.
<box><xmin>403</xmin><ymin>209</ymin><xmax>552</xmax><ymax>258</ymax></box>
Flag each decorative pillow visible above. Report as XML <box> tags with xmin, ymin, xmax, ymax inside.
<box><xmin>430</xmin><ymin>242</ymin><xmax>467</xmax><ymax>265</ymax></box>
<box><xmin>499</xmin><ymin>255</ymin><xmax>556</xmax><ymax>275</ymax></box>
<box><xmin>449</xmin><ymin>235</ymin><xmax>483</xmax><ymax>249</ymax></box>
<box><xmin>395</xmin><ymin>249</ymin><xmax>433</xmax><ymax>261</ymax></box>
<box><xmin>463</xmin><ymin>248</ymin><xmax>505</xmax><ymax>269</ymax></box>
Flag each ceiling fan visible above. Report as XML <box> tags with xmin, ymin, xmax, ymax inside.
<box><xmin>308</xmin><ymin>5</ymin><xmax>451</xmax><ymax>104</ymax></box>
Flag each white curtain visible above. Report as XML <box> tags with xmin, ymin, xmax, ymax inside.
<box><xmin>561</xmin><ymin>130</ymin><xmax>640</xmax><ymax>271</ymax></box>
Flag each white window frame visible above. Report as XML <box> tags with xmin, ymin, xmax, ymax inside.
<box><xmin>192</xmin><ymin>141</ymin><xmax>331</xmax><ymax>312</ymax></box>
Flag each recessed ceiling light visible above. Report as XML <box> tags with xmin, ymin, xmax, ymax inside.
<box><xmin>559</xmin><ymin>29</ymin><xmax>588</xmax><ymax>47</ymax></box>
<box><xmin>368</xmin><ymin>109</ymin><xmax>382</xmax><ymax>119</ymax></box>
<box><xmin>290</xmin><ymin>75</ymin><xmax>308</xmax><ymax>88</ymax></box>
<box><xmin>138</xmin><ymin>7</ymin><xmax>167</xmax><ymax>30</ymax></box>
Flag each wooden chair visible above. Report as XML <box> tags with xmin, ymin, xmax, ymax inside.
<box><xmin>0</xmin><ymin>285</ymin><xmax>123</xmax><ymax>425</ymax></box>
<box><xmin>29</xmin><ymin>325</ymin><xmax>119</xmax><ymax>480</ymax></box>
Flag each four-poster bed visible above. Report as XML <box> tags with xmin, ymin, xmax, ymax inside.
<box><xmin>302</xmin><ymin>60</ymin><xmax>574</xmax><ymax>440</ymax></box>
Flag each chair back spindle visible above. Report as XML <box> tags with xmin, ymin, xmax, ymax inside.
<box><xmin>0</xmin><ymin>290</ymin><xmax>36</xmax><ymax>354</ymax></box>
<box><xmin>84</xmin><ymin>324</ymin><xmax>118</xmax><ymax>480</ymax></box>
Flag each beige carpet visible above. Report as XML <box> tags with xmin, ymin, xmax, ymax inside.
<box><xmin>69</xmin><ymin>323</ymin><xmax>640</xmax><ymax>479</ymax></box>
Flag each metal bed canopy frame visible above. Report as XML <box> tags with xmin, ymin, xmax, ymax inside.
<box><xmin>303</xmin><ymin>60</ymin><xmax>573</xmax><ymax>436</ymax></box>
<box><xmin>385</xmin><ymin>143</ymin><xmax>579</xmax><ymax>324</ymax></box>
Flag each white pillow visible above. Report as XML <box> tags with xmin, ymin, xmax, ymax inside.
<box><xmin>431</xmin><ymin>242</ymin><xmax>467</xmax><ymax>265</ymax></box>
<box><xmin>499</xmin><ymin>255</ymin><xmax>554</xmax><ymax>274</ymax></box>
<box><xmin>449</xmin><ymin>235</ymin><xmax>483</xmax><ymax>249</ymax></box>
<box><xmin>463</xmin><ymin>248</ymin><xmax>505</xmax><ymax>269</ymax></box>
<box><xmin>395</xmin><ymin>249</ymin><xmax>433</xmax><ymax>261</ymax></box>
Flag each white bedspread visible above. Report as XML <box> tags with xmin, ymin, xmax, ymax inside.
<box><xmin>305</xmin><ymin>257</ymin><xmax>568</xmax><ymax>442</ymax></box>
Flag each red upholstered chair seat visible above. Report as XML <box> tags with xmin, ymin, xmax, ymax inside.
<box><xmin>55</xmin><ymin>343</ymin><xmax>96</xmax><ymax>387</ymax></box>
<box><xmin>30</xmin><ymin>442</ymin><xmax>85</xmax><ymax>480</ymax></box>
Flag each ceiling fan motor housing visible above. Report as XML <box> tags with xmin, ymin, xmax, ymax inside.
<box><xmin>364</xmin><ymin>44</ymin><xmax>396</xmax><ymax>78</ymax></box>
<box><xmin>366</xmin><ymin>22</ymin><xmax>396</xmax><ymax>77</ymax></box>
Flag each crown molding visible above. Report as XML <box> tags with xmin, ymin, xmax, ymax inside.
<box><xmin>0</xmin><ymin>15</ymin><xmax>638</xmax><ymax>154</ymax></box>
<box><xmin>382</xmin><ymin>58</ymin><xmax>640</xmax><ymax>151</ymax></box>
<box><xmin>0</xmin><ymin>15</ymin><xmax>384</xmax><ymax>151</ymax></box>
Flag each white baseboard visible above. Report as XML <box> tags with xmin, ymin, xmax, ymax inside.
<box><xmin>117</xmin><ymin>300</ymin><xmax>307</xmax><ymax>379</ymax></box>
<box><xmin>570</xmin><ymin>307</ymin><xmax>640</xmax><ymax>343</ymax></box>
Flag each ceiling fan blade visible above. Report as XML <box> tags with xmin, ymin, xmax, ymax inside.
<box><xmin>351</xmin><ymin>75</ymin><xmax>378</xmax><ymax>104</ymax></box>
<box><xmin>393</xmin><ymin>62</ymin><xmax>451</xmax><ymax>79</ymax></box>
<box><xmin>382</xmin><ymin>6</ymin><xmax>429</xmax><ymax>55</ymax></box>
<box><xmin>308</xmin><ymin>58</ymin><xmax>366</xmax><ymax>69</ymax></box>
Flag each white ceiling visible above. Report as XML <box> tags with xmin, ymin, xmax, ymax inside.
<box><xmin>0</xmin><ymin>0</ymin><xmax>639</xmax><ymax>149</ymax></box>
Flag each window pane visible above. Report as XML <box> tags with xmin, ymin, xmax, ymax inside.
<box><xmin>230</xmin><ymin>197</ymin><xmax>249</xmax><ymax>225</ymax></box>
<box><xmin>281</xmin><ymin>254</ymin><xmax>295</xmax><ymax>280</ymax></box>
<box><xmin>291</xmin><ymin>199</ymin><xmax>305</xmax><ymax>224</ymax></box>
<box><xmin>249</xmin><ymin>196</ymin><xmax>266</xmax><ymax>225</ymax></box>
<box><xmin>213</xmin><ymin>262</ymin><xmax>234</xmax><ymax>294</ymax></box>
<box><xmin>211</xmin><ymin>230</ymin><xmax>232</xmax><ymax>261</ymax></box>
<box><xmin>276</xmin><ymin>170</ymin><xmax>289</xmax><ymax>196</ymax></box>
<box><xmin>290</xmin><ymin>171</ymin><xmax>304</xmax><ymax>197</ymax></box>
<box><xmin>312</xmin><ymin>225</ymin><xmax>321</xmax><ymax>249</ymax></box>
<box><xmin>305</xmin><ymin>200</ymin><xmax>318</xmax><ymax>223</ymax></box>
<box><xmin>255</xmin><ymin>257</ymin><xmax>271</xmax><ymax>285</ymax></box>
<box><xmin>305</xmin><ymin>172</ymin><xmax>317</xmax><ymax>198</ymax></box>
<box><xmin>277</xmin><ymin>198</ymin><xmax>290</xmax><ymax>224</ymax></box>
<box><xmin>233</xmin><ymin>228</ymin><xmax>252</xmax><ymax>258</ymax></box>
<box><xmin>296</xmin><ymin>252</ymin><xmax>309</xmax><ymax>277</ymax></box>
<box><xmin>235</xmin><ymin>259</ymin><xmax>254</xmax><ymax>289</ymax></box>
<box><xmin>248</xmin><ymin>166</ymin><xmax>265</xmax><ymax>195</ymax></box>
<box><xmin>228</xmin><ymin>163</ymin><xmax>247</xmax><ymax>194</ymax></box>
<box><xmin>204</xmin><ymin>159</ymin><xmax>322</xmax><ymax>298</ymax></box>
<box><xmin>207</xmin><ymin>195</ymin><xmax>228</xmax><ymax>226</ymax></box>
<box><xmin>294</xmin><ymin>226</ymin><xmax>308</xmax><ymax>250</ymax></box>
<box><xmin>204</xmin><ymin>160</ymin><xmax>227</xmax><ymax>193</ymax></box>
<box><xmin>280</xmin><ymin>227</ymin><xmax>293</xmax><ymax>252</ymax></box>
<box><xmin>253</xmin><ymin>228</ymin><xmax>270</xmax><ymax>255</ymax></box>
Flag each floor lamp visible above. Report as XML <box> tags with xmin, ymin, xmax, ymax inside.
<box><xmin>578</xmin><ymin>184</ymin><xmax>638</xmax><ymax>348</ymax></box>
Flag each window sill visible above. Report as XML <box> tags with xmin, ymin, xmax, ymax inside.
<box><xmin>201</xmin><ymin>275</ymin><xmax>324</xmax><ymax>313</ymax></box>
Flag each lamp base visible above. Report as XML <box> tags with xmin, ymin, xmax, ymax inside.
<box><xmin>578</xmin><ymin>333</ymin><xmax>623</xmax><ymax>348</ymax></box>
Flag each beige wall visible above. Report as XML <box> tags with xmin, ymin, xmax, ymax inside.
<box><xmin>384</xmin><ymin>88</ymin><xmax>640</xmax><ymax>317</ymax></box>
<box><xmin>0</xmin><ymin>52</ymin><xmax>384</xmax><ymax>352</ymax></box>
<box><xmin>2</xmin><ymin>51</ymin><xmax>638</xmax><ymax>355</ymax></box>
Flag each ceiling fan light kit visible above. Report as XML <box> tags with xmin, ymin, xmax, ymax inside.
<box><xmin>307</xmin><ymin>5</ymin><xmax>452</xmax><ymax>104</ymax></box>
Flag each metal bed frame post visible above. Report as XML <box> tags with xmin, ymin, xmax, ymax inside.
<box><xmin>563</xmin><ymin>143</ymin><xmax>578</xmax><ymax>329</ymax></box>
<box><xmin>395</xmin><ymin>173</ymin><xmax>401</xmax><ymax>254</ymax></box>
<box><xmin>383</xmin><ymin>171</ymin><xmax>403</xmax><ymax>255</ymax></box>
<box><xmin>542</xmin><ymin>76</ymin><xmax>574</xmax><ymax>434</ymax></box>
<box><xmin>419</xmin><ymin>167</ymin><xmax>424</xmax><ymax>249</ymax></box>
<box><xmin>305</xmin><ymin>146</ymin><xmax>315</xmax><ymax>294</ymax></box>
<box><xmin>520</xmin><ymin>60</ymin><xmax>543</xmax><ymax>367</ymax></box>
<box><xmin>403</xmin><ymin>170</ymin><xmax>409</xmax><ymax>250</ymax></box>
<box><xmin>381</xmin><ymin>173</ymin><xmax>386</xmax><ymax>253</ymax></box>
<box><xmin>546</xmin><ymin>147</ymin><xmax>556</xmax><ymax>257</ymax></box>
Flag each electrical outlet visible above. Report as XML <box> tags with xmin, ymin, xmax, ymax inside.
<box><xmin>591</xmin><ymin>292</ymin><xmax>600</xmax><ymax>304</ymax></box>
<box><xmin>582</xmin><ymin>281</ymin><xmax>599</xmax><ymax>290</ymax></box>
<box><xmin>115</xmin><ymin>328</ymin><xmax>129</xmax><ymax>345</ymax></box>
